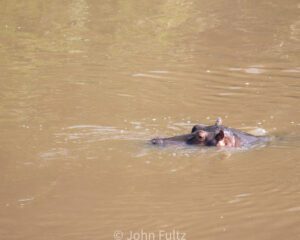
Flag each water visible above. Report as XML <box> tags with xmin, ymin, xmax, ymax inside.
<box><xmin>0</xmin><ymin>0</ymin><xmax>299</xmax><ymax>239</ymax></box>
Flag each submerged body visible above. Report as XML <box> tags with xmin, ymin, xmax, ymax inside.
<box><xmin>151</xmin><ymin>118</ymin><xmax>269</xmax><ymax>148</ymax></box>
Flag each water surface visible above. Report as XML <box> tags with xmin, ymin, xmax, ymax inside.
<box><xmin>0</xmin><ymin>0</ymin><xmax>299</xmax><ymax>239</ymax></box>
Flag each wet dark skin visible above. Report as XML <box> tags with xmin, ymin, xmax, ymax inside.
<box><xmin>151</xmin><ymin>118</ymin><xmax>269</xmax><ymax>148</ymax></box>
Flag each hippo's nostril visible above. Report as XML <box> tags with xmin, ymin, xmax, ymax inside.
<box><xmin>151</xmin><ymin>138</ymin><xmax>164</xmax><ymax>145</ymax></box>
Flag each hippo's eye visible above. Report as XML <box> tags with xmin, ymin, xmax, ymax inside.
<box><xmin>198</xmin><ymin>131</ymin><xmax>207</xmax><ymax>140</ymax></box>
<box><xmin>215</xmin><ymin>130</ymin><xmax>225</xmax><ymax>141</ymax></box>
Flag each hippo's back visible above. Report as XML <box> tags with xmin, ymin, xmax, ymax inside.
<box><xmin>227</xmin><ymin>127</ymin><xmax>270</xmax><ymax>147</ymax></box>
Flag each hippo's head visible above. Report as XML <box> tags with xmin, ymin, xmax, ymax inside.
<box><xmin>187</xmin><ymin>128</ymin><xmax>225</xmax><ymax>146</ymax></box>
<box><xmin>187</xmin><ymin>117</ymin><xmax>237</xmax><ymax>147</ymax></box>
<box><xmin>151</xmin><ymin>117</ymin><xmax>238</xmax><ymax>147</ymax></box>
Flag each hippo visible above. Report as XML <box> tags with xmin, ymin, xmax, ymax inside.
<box><xmin>151</xmin><ymin>117</ymin><xmax>269</xmax><ymax>148</ymax></box>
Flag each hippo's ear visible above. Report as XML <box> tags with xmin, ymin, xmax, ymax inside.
<box><xmin>215</xmin><ymin>130</ymin><xmax>224</xmax><ymax>141</ymax></box>
<box><xmin>215</xmin><ymin>117</ymin><xmax>222</xmax><ymax>126</ymax></box>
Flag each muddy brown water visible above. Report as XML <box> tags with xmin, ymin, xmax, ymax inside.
<box><xmin>0</xmin><ymin>1</ymin><xmax>300</xmax><ymax>240</ymax></box>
